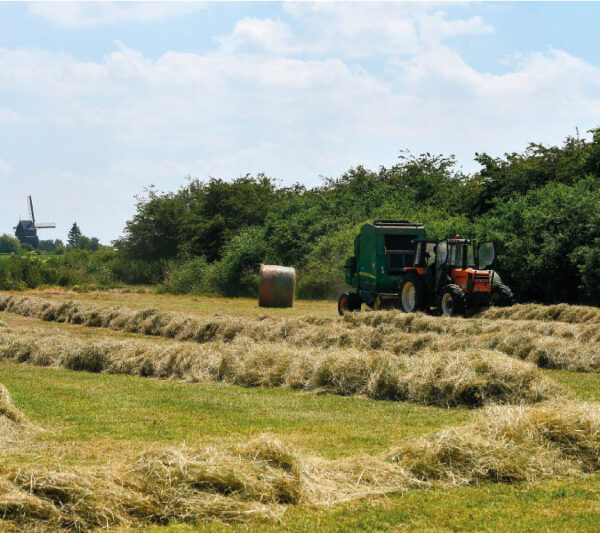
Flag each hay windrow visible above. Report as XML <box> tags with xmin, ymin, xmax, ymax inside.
<box><xmin>481</xmin><ymin>303</ymin><xmax>600</xmax><ymax>324</ymax></box>
<box><xmin>1</xmin><ymin>439</ymin><xmax>296</xmax><ymax>530</ymax></box>
<box><xmin>390</xmin><ymin>401</ymin><xmax>600</xmax><ymax>484</ymax></box>
<box><xmin>3</xmin><ymin>294</ymin><xmax>600</xmax><ymax>375</ymax></box>
<box><xmin>0</xmin><ymin>328</ymin><xmax>562</xmax><ymax>407</ymax></box>
<box><xmin>2</xmin><ymin>393</ymin><xmax>600</xmax><ymax>530</ymax></box>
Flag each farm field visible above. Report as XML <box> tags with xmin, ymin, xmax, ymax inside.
<box><xmin>7</xmin><ymin>288</ymin><xmax>336</xmax><ymax>318</ymax></box>
<box><xmin>1</xmin><ymin>289</ymin><xmax>600</xmax><ymax>531</ymax></box>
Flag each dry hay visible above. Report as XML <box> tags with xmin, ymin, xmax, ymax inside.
<box><xmin>1</xmin><ymin>390</ymin><xmax>600</xmax><ymax>530</ymax></box>
<box><xmin>391</xmin><ymin>400</ymin><xmax>600</xmax><ymax>485</ymax></box>
<box><xmin>3</xmin><ymin>294</ymin><xmax>600</xmax><ymax>376</ymax></box>
<box><xmin>0</xmin><ymin>438</ymin><xmax>300</xmax><ymax>530</ymax></box>
<box><xmin>481</xmin><ymin>303</ymin><xmax>600</xmax><ymax>324</ymax></box>
<box><xmin>0</xmin><ymin>328</ymin><xmax>561</xmax><ymax>408</ymax></box>
<box><xmin>0</xmin><ymin>383</ymin><xmax>28</xmax><ymax>427</ymax></box>
<box><xmin>258</xmin><ymin>265</ymin><xmax>296</xmax><ymax>308</ymax></box>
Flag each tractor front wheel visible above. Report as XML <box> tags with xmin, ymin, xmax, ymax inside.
<box><xmin>439</xmin><ymin>284</ymin><xmax>466</xmax><ymax>317</ymax></box>
<box><xmin>399</xmin><ymin>277</ymin><xmax>426</xmax><ymax>313</ymax></box>
<box><xmin>490</xmin><ymin>283</ymin><xmax>515</xmax><ymax>307</ymax></box>
<box><xmin>338</xmin><ymin>292</ymin><xmax>362</xmax><ymax>315</ymax></box>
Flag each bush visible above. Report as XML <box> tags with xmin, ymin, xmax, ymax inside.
<box><xmin>160</xmin><ymin>257</ymin><xmax>210</xmax><ymax>295</ymax></box>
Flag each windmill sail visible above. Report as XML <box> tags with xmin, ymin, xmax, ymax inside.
<box><xmin>28</xmin><ymin>195</ymin><xmax>35</xmax><ymax>223</ymax></box>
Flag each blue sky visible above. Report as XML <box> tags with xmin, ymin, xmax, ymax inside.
<box><xmin>1</xmin><ymin>2</ymin><xmax>599</xmax><ymax>243</ymax></box>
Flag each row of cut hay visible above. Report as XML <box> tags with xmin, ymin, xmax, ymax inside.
<box><xmin>4</xmin><ymin>294</ymin><xmax>600</xmax><ymax>374</ymax></box>
<box><xmin>0</xmin><ymin>436</ymin><xmax>303</xmax><ymax>530</ymax></box>
<box><xmin>0</xmin><ymin>293</ymin><xmax>579</xmax><ymax>346</ymax></box>
<box><xmin>389</xmin><ymin>400</ymin><xmax>600</xmax><ymax>485</ymax></box>
<box><xmin>0</xmin><ymin>327</ymin><xmax>561</xmax><ymax>407</ymax></box>
<box><xmin>0</xmin><ymin>293</ymin><xmax>594</xmax><ymax>346</ymax></box>
<box><xmin>481</xmin><ymin>302</ymin><xmax>600</xmax><ymax>324</ymax></box>
<box><xmin>341</xmin><ymin>309</ymin><xmax>600</xmax><ymax>349</ymax></box>
<box><xmin>7</xmin><ymin>292</ymin><xmax>600</xmax><ymax>346</ymax></box>
<box><xmin>1</xmin><ymin>377</ymin><xmax>600</xmax><ymax>530</ymax></box>
<box><xmin>0</xmin><ymin>294</ymin><xmax>583</xmax><ymax>344</ymax></box>
<box><xmin>316</xmin><ymin>400</ymin><xmax>600</xmax><ymax>500</ymax></box>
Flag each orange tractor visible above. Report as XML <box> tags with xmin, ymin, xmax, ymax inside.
<box><xmin>398</xmin><ymin>237</ymin><xmax>514</xmax><ymax>316</ymax></box>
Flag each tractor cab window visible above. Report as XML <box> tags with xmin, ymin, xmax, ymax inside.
<box><xmin>478</xmin><ymin>242</ymin><xmax>495</xmax><ymax>269</ymax></box>
<box><xmin>415</xmin><ymin>241</ymin><xmax>437</xmax><ymax>267</ymax></box>
<box><xmin>425</xmin><ymin>242</ymin><xmax>436</xmax><ymax>266</ymax></box>
<box><xmin>447</xmin><ymin>244</ymin><xmax>463</xmax><ymax>267</ymax></box>
<box><xmin>447</xmin><ymin>243</ymin><xmax>476</xmax><ymax>268</ymax></box>
<box><xmin>467</xmin><ymin>245</ymin><xmax>475</xmax><ymax>267</ymax></box>
<box><xmin>436</xmin><ymin>240</ymin><xmax>448</xmax><ymax>267</ymax></box>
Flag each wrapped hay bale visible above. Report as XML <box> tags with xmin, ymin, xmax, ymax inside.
<box><xmin>258</xmin><ymin>265</ymin><xmax>296</xmax><ymax>308</ymax></box>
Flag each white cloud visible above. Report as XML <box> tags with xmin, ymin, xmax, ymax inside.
<box><xmin>2</xmin><ymin>5</ymin><xmax>599</xmax><ymax>242</ymax></box>
<box><xmin>218</xmin><ymin>17</ymin><xmax>297</xmax><ymax>55</ymax></box>
<box><xmin>28</xmin><ymin>2</ymin><xmax>204</xmax><ymax>28</ymax></box>
<box><xmin>282</xmin><ymin>2</ymin><xmax>492</xmax><ymax>58</ymax></box>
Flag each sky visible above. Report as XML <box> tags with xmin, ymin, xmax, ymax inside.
<box><xmin>1</xmin><ymin>2</ymin><xmax>600</xmax><ymax>244</ymax></box>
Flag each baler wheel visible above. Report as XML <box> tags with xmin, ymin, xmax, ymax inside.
<box><xmin>338</xmin><ymin>292</ymin><xmax>361</xmax><ymax>315</ymax></box>
<box><xmin>399</xmin><ymin>277</ymin><xmax>426</xmax><ymax>313</ymax></box>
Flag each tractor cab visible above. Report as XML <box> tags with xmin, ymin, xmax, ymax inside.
<box><xmin>435</xmin><ymin>238</ymin><xmax>495</xmax><ymax>302</ymax></box>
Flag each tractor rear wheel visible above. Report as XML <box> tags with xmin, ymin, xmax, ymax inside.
<box><xmin>399</xmin><ymin>276</ymin><xmax>426</xmax><ymax>313</ymax></box>
<box><xmin>439</xmin><ymin>284</ymin><xmax>466</xmax><ymax>316</ymax></box>
<box><xmin>338</xmin><ymin>292</ymin><xmax>362</xmax><ymax>315</ymax></box>
<box><xmin>490</xmin><ymin>283</ymin><xmax>515</xmax><ymax>307</ymax></box>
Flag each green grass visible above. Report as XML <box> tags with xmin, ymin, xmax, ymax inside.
<box><xmin>0</xmin><ymin>362</ymin><xmax>469</xmax><ymax>460</ymax></box>
<box><xmin>546</xmin><ymin>369</ymin><xmax>600</xmax><ymax>401</ymax></box>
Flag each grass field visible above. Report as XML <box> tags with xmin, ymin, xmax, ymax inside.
<box><xmin>1</xmin><ymin>288</ymin><xmax>600</xmax><ymax>531</ymax></box>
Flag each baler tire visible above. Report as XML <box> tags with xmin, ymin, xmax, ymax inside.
<box><xmin>338</xmin><ymin>292</ymin><xmax>361</xmax><ymax>315</ymax></box>
<box><xmin>490</xmin><ymin>283</ymin><xmax>515</xmax><ymax>307</ymax></box>
<box><xmin>438</xmin><ymin>284</ymin><xmax>466</xmax><ymax>317</ymax></box>
<box><xmin>399</xmin><ymin>276</ymin><xmax>426</xmax><ymax>313</ymax></box>
<box><xmin>348</xmin><ymin>293</ymin><xmax>362</xmax><ymax>311</ymax></box>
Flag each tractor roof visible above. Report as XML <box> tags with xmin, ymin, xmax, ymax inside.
<box><xmin>447</xmin><ymin>238</ymin><xmax>474</xmax><ymax>245</ymax></box>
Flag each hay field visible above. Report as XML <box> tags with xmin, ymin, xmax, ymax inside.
<box><xmin>2</xmin><ymin>289</ymin><xmax>600</xmax><ymax>530</ymax></box>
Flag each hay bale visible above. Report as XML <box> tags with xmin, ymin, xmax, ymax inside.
<box><xmin>258</xmin><ymin>265</ymin><xmax>296</xmax><ymax>308</ymax></box>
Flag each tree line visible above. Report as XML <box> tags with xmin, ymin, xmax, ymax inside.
<box><xmin>2</xmin><ymin>128</ymin><xmax>600</xmax><ymax>304</ymax></box>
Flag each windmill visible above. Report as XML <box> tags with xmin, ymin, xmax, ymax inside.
<box><xmin>14</xmin><ymin>196</ymin><xmax>56</xmax><ymax>248</ymax></box>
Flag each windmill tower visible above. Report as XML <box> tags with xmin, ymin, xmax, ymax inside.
<box><xmin>14</xmin><ymin>196</ymin><xmax>56</xmax><ymax>248</ymax></box>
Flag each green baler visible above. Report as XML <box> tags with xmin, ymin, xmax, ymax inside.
<box><xmin>339</xmin><ymin>220</ymin><xmax>426</xmax><ymax>313</ymax></box>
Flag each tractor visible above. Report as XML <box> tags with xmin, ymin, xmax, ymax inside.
<box><xmin>338</xmin><ymin>220</ymin><xmax>514</xmax><ymax>316</ymax></box>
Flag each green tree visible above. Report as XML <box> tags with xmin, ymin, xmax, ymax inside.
<box><xmin>37</xmin><ymin>239</ymin><xmax>65</xmax><ymax>253</ymax></box>
<box><xmin>67</xmin><ymin>223</ymin><xmax>83</xmax><ymax>249</ymax></box>
<box><xmin>0</xmin><ymin>234</ymin><xmax>20</xmax><ymax>254</ymax></box>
